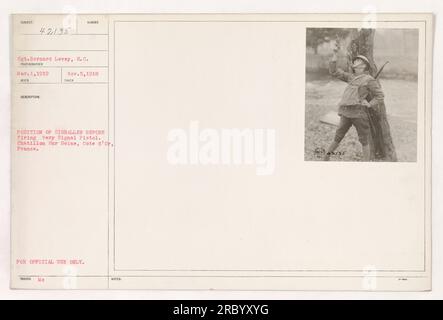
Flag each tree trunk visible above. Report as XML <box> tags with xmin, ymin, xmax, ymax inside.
<box><xmin>347</xmin><ymin>29</ymin><xmax>397</xmax><ymax>161</ymax></box>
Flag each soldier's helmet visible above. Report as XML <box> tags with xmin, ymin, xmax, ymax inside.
<box><xmin>352</xmin><ymin>55</ymin><xmax>372</xmax><ymax>72</ymax></box>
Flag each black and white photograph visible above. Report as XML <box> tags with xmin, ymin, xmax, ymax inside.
<box><xmin>305</xmin><ymin>27</ymin><xmax>419</xmax><ymax>162</ymax></box>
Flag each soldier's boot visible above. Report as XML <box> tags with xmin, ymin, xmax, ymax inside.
<box><xmin>362</xmin><ymin>144</ymin><xmax>370</xmax><ymax>161</ymax></box>
<box><xmin>323</xmin><ymin>141</ymin><xmax>339</xmax><ymax>161</ymax></box>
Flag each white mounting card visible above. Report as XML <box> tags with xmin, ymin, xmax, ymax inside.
<box><xmin>11</xmin><ymin>13</ymin><xmax>433</xmax><ymax>290</ymax></box>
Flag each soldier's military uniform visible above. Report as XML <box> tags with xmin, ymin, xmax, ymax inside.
<box><xmin>329</xmin><ymin>56</ymin><xmax>385</xmax><ymax>147</ymax></box>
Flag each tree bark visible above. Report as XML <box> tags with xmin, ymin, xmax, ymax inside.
<box><xmin>347</xmin><ymin>29</ymin><xmax>397</xmax><ymax>161</ymax></box>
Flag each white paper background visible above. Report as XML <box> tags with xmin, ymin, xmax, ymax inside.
<box><xmin>0</xmin><ymin>0</ymin><xmax>442</xmax><ymax>299</ymax></box>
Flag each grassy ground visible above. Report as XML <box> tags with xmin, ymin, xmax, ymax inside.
<box><xmin>304</xmin><ymin>74</ymin><xmax>418</xmax><ymax>162</ymax></box>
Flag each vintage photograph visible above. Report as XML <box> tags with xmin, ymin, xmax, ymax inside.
<box><xmin>305</xmin><ymin>28</ymin><xmax>419</xmax><ymax>162</ymax></box>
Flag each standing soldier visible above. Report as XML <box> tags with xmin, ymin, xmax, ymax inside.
<box><xmin>323</xmin><ymin>44</ymin><xmax>385</xmax><ymax>161</ymax></box>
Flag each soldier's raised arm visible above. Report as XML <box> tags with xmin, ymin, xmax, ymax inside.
<box><xmin>329</xmin><ymin>52</ymin><xmax>352</xmax><ymax>82</ymax></box>
<box><xmin>329</xmin><ymin>40</ymin><xmax>352</xmax><ymax>82</ymax></box>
